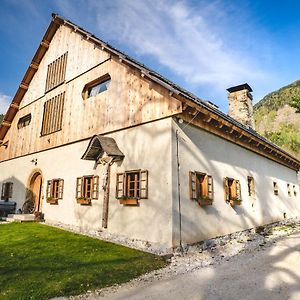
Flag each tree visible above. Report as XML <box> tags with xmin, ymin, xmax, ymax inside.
<box><xmin>0</xmin><ymin>114</ymin><xmax>4</xmax><ymax>123</ymax></box>
<box><xmin>290</xmin><ymin>96</ymin><xmax>300</xmax><ymax>113</ymax></box>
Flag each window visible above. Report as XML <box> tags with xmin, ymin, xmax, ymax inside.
<box><xmin>46</xmin><ymin>179</ymin><xmax>64</xmax><ymax>204</ymax></box>
<box><xmin>293</xmin><ymin>185</ymin><xmax>297</xmax><ymax>197</ymax></box>
<box><xmin>41</xmin><ymin>92</ymin><xmax>65</xmax><ymax>136</ymax></box>
<box><xmin>287</xmin><ymin>183</ymin><xmax>291</xmax><ymax>197</ymax></box>
<box><xmin>247</xmin><ymin>176</ymin><xmax>255</xmax><ymax>198</ymax></box>
<box><xmin>1</xmin><ymin>182</ymin><xmax>13</xmax><ymax>201</ymax></box>
<box><xmin>76</xmin><ymin>176</ymin><xmax>99</xmax><ymax>203</ymax></box>
<box><xmin>116</xmin><ymin>170</ymin><xmax>148</xmax><ymax>205</ymax></box>
<box><xmin>223</xmin><ymin>177</ymin><xmax>241</xmax><ymax>204</ymax></box>
<box><xmin>17</xmin><ymin>114</ymin><xmax>31</xmax><ymax>129</ymax></box>
<box><xmin>189</xmin><ymin>172</ymin><xmax>213</xmax><ymax>204</ymax></box>
<box><xmin>82</xmin><ymin>74</ymin><xmax>111</xmax><ymax>99</ymax></box>
<box><xmin>273</xmin><ymin>182</ymin><xmax>279</xmax><ymax>196</ymax></box>
<box><xmin>45</xmin><ymin>52</ymin><xmax>68</xmax><ymax>92</ymax></box>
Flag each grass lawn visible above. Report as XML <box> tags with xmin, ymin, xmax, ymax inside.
<box><xmin>0</xmin><ymin>223</ymin><xmax>167</xmax><ymax>299</ymax></box>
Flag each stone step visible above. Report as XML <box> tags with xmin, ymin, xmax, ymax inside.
<box><xmin>6</xmin><ymin>214</ymin><xmax>36</xmax><ymax>222</ymax></box>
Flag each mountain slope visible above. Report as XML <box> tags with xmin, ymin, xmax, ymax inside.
<box><xmin>254</xmin><ymin>80</ymin><xmax>300</xmax><ymax>159</ymax></box>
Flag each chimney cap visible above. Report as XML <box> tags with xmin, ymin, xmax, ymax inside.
<box><xmin>227</xmin><ymin>83</ymin><xmax>253</xmax><ymax>93</ymax></box>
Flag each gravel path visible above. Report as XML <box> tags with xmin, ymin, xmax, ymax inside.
<box><xmin>61</xmin><ymin>218</ymin><xmax>300</xmax><ymax>300</ymax></box>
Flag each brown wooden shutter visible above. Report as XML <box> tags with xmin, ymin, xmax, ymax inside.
<box><xmin>76</xmin><ymin>177</ymin><xmax>83</xmax><ymax>198</ymax></box>
<box><xmin>47</xmin><ymin>180</ymin><xmax>52</xmax><ymax>198</ymax></box>
<box><xmin>140</xmin><ymin>170</ymin><xmax>148</xmax><ymax>199</ymax></box>
<box><xmin>223</xmin><ymin>177</ymin><xmax>229</xmax><ymax>201</ymax></box>
<box><xmin>207</xmin><ymin>175</ymin><xmax>213</xmax><ymax>200</ymax></box>
<box><xmin>7</xmin><ymin>182</ymin><xmax>13</xmax><ymax>199</ymax></box>
<box><xmin>189</xmin><ymin>171</ymin><xmax>197</xmax><ymax>200</ymax></box>
<box><xmin>92</xmin><ymin>176</ymin><xmax>99</xmax><ymax>199</ymax></box>
<box><xmin>202</xmin><ymin>175</ymin><xmax>208</xmax><ymax>198</ymax></box>
<box><xmin>58</xmin><ymin>179</ymin><xmax>64</xmax><ymax>199</ymax></box>
<box><xmin>236</xmin><ymin>180</ymin><xmax>241</xmax><ymax>199</ymax></box>
<box><xmin>116</xmin><ymin>173</ymin><xmax>125</xmax><ymax>199</ymax></box>
<box><xmin>1</xmin><ymin>183</ymin><xmax>6</xmax><ymax>200</ymax></box>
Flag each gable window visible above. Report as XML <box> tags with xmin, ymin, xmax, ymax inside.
<box><xmin>223</xmin><ymin>177</ymin><xmax>241</xmax><ymax>206</ymax></box>
<box><xmin>82</xmin><ymin>74</ymin><xmax>111</xmax><ymax>100</ymax></box>
<box><xmin>247</xmin><ymin>176</ymin><xmax>255</xmax><ymax>198</ymax></box>
<box><xmin>273</xmin><ymin>182</ymin><xmax>279</xmax><ymax>196</ymax></box>
<box><xmin>287</xmin><ymin>183</ymin><xmax>291</xmax><ymax>197</ymax></box>
<box><xmin>41</xmin><ymin>92</ymin><xmax>65</xmax><ymax>136</ymax></box>
<box><xmin>45</xmin><ymin>52</ymin><xmax>68</xmax><ymax>92</ymax></box>
<box><xmin>46</xmin><ymin>179</ymin><xmax>64</xmax><ymax>204</ymax></box>
<box><xmin>1</xmin><ymin>182</ymin><xmax>13</xmax><ymax>201</ymax></box>
<box><xmin>17</xmin><ymin>114</ymin><xmax>31</xmax><ymax>129</ymax></box>
<box><xmin>116</xmin><ymin>170</ymin><xmax>148</xmax><ymax>205</ymax></box>
<box><xmin>76</xmin><ymin>175</ymin><xmax>99</xmax><ymax>205</ymax></box>
<box><xmin>189</xmin><ymin>171</ymin><xmax>213</xmax><ymax>205</ymax></box>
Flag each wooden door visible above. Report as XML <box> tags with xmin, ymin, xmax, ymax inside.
<box><xmin>32</xmin><ymin>174</ymin><xmax>42</xmax><ymax>212</ymax></box>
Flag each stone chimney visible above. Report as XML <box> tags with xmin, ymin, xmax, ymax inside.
<box><xmin>227</xmin><ymin>83</ymin><xmax>255</xmax><ymax>129</ymax></box>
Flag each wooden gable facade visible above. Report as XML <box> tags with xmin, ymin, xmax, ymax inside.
<box><xmin>0</xmin><ymin>18</ymin><xmax>181</xmax><ymax>162</ymax></box>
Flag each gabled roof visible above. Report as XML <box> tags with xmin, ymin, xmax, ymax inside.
<box><xmin>81</xmin><ymin>135</ymin><xmax>124</xmax><ymax>161</ymax></box>
<box><xmin>1</xmin><ymin>14</ymin><xmax>299</xmax><ymax>171</ymax></box>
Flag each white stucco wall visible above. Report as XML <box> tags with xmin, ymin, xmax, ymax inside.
<box><xmin>171</xmin><ymin>118</ymin><xmax>300</xmax><ymax>247</ymax></box>
<box><xmin>0</xmin><ymin>118</ymin><xmax>173</xmax><ymax>249</ymax></box>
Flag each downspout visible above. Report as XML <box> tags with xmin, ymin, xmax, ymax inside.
<box><xmin>175</xmin><ymin>129</ymin><xmax>183</xmax><ymax>252</ymax></box>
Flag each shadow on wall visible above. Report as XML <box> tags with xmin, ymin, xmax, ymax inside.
<box><xmin>172</xmin><ymin>120</ymin><xmax>299</xmax><ymax>247</ymax></box>
<box><xmin>0</xmin><ymin>176</ymin><xmax>29</xmax><ymax>213</ymax></box>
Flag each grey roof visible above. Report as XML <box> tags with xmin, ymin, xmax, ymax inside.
<box><xmin>81</xmin><ymin>135</ymin><xmax>124</xmax><ymax>161</ymax></box>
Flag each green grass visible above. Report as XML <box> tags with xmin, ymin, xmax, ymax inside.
<box><xmin>0</xmin><ymin>223</ymin><xmax>167</xmax><ymax>299</ymax></box>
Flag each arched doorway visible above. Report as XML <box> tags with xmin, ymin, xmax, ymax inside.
<box><xmin>24</xmin><ymin>171</ymin><xmax>43</xmax><ymax>214</ymax></box>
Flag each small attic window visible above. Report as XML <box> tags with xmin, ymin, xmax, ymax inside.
<box><xmin>17</xmin><ymin>114</ymin><xmax>31</xmax><ymax>129</ymax></box>
<box><xmin>82</xmin><ymin>74</ymin><xmax>111</xmax><ymax>99</ymax></box>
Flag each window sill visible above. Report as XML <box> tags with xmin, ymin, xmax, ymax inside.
<box><xmin>119</xmin><ymin>199</ymin><xmax>139</xmax><ymax>205</ymax></box>
<box><xmin>229</xmin><ymin>199</ymin><xmax>242</xmax><ymax>206</ymax></box>
<box><xmin>46</xmin><ymin>198</ymin><xmax>58</xmax><ymax>205</ymax></box>
<box><xmin>198</xmin><ymin>198</ymin><xmax>213</xmax><ymax>206</ymax></box>
<box><xmin>76</xmin><ymin>198</ymin><xmax>92</xmax><ymax>205</ymax></box>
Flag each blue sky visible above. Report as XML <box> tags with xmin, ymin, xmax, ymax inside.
<box><xmin>1</xmin><ymin>0</ymin><xmax>300</xmax><ymax>114</ymax></box>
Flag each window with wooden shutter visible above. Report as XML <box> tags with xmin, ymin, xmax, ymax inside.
<box><xmin>1</xmin><ymin>182</ymin><xmax>13</xmax><ymax>201</ymax></box>
<box><xmin>116</xmin><ymin>170</ymin><xmax>148</xmax><ymax>204</ymax></box>
<box><xmin>76</xmin><ymin>177</ymin><xmax>83</xmax><ymax>198</ymax></box>
<box><xmin>45</xmin><ymin>52</ymin><xmax>68</xmax><ymax>92</ymax></box>
<box><xmin>224</xmin><ymin>177</ymin><xmax>242</xmax><ymax>205</ymax></box>
<box><xmin>92</xmin><ymin>176</ymin><xmax>99</xmax><ymax>199</ymax></box>
<box><xmin>116</xmin><ymin>173</ymin><xmax>125</xmax><ymax>199</ymax></box>
<box><xmin>273</xmin><ymin>182</ymin><xmax>279</xmax><ymax>196</ymax></box>
<box><xmin>41</xmin><ymin>92</ymin><xmax>65</xmax><ymax>136</ymax></box>
<box><xmin>189</xmin><ymin>172</ymin><xmax>213</xmax><ymax>205</ymax></box>
<box><xmin>247</xmin><ymin>176</ymin><xmax>255</xmax><ymax>198</ymax></box>
<box><xmin>293</xmin><ymin>185</ymin><xmax>297</xmax><ymax>197</ymax></box>
<box><xmin>207</xmin><ymin>175</ymin><xmax>213</xmax><ymax>200</ymax></box>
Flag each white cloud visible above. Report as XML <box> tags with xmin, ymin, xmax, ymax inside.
<box><xmin>0</xmin><ymin>93</ymin><xmax>11</xmax><ymax>115</ymax></box>
<box><xmin>89</xmin><ymin>0</ymin><xmax>268</xmax><ymax>90</ymax></box>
